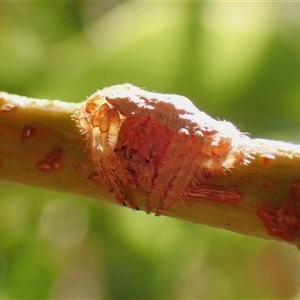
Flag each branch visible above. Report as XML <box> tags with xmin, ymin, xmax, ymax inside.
<box><xmin>1</xmin><ymin>89</ymin><xmax>300</xmax><ymax>247</ymax></box>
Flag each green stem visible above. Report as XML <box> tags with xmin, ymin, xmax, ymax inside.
<box><xmin>1</xmin><ymin>91</ymin><xmax>300</xmax><ymax>246</ymax></box>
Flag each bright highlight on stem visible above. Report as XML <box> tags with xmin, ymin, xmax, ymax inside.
<box><xmin>1</xmin><ymin>87</ymin><xmax>300</xmax><ymax>247</ymax></box>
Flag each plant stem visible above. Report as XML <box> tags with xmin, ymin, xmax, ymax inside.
<box><xmin>1</xmin><ymin>91</ymin><xmax>300</xmax><ymax>246</ymax></box>
<box><xmin>0</xmin><ymin>92</ymin><xmax>106</xmax><ymax>201</ymax></box>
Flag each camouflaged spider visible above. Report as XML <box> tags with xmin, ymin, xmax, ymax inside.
<box><xmin>75</xmin><ymin>84</ymin><xmax>250</xmax><ymax>215</ymax></box>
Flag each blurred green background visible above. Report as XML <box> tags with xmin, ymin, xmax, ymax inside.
<box><xmin>1</xmin><ymin>2</ymin><xmax>300</xmax><ymax>299</ymax></box>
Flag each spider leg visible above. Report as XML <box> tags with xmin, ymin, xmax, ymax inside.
<box><xmin>90</xmin><ymin>106</ymin><xmax>140</xmax><ymax>210</ymax></box>
<box><xmin>154</xmin><ymin>154</ymin><xmax>197</xmax><ymax>216</ymax></box>
<box><xmin>102</xmin><ymin>166</ymin><xmax>140</xmax><ymax>210</ymax></box>
<box><xmin>108</xmin><ymin>156</ymin><xmax>140</xmax><ymax>210</ymax></box>
<box><xmin>146</xmin><ymin>130</ymin><xmax>203</xmax><ymax>215</ymax></box>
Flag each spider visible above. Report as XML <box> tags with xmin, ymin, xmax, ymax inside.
<box><xmin>75</xmin><ymin>84</ymin><xmax>250</xmax><ymax>215</ymax></box>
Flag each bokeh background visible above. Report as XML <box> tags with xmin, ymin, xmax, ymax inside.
<box><xmin>1</xmin><ymin>2</ymin><xmax>300</xmax><ymax>299</ymax></box>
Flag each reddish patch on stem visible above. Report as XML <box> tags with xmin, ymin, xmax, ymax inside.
<box><xmin>263</xmin><ymin>180</ymin><xmax>274</xmax><ymax>189</ymax></box>
<box><xmin>22</xmin><ymin>124</ymin><xmax>36</xmax><ymax>141</ymax></box>
<box><xmin>260</xmin><ymin>154</ymin><xmax>275</xmax><ymax>165</ymax></box>
<box><xmin>187</xmin><ymin>184</ymin><xmax>242</xmax><ymax>203</ymax></box>
<box><xmin>75</xmin><ymin>164</ymin><xmax>82</xmax><ymax>172</ymax></box>
<box><xmin>0</xmin><ymin>103</ymin><xmax>19</xmax><ymax>112</ymax></box>
<box><xmin>257</xmin><ymin>181</ymin><xmax>300</xmax><ymax>242</ymax></box>
<box><xmin>88</xmin><ymin>171</ymin><xmax>100</xmax><ymax>182</ymax></box>
<box><xmin>36</xmin><ymin>147</ymin><xmax>63</xmax><ymax>172</ymax></box>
